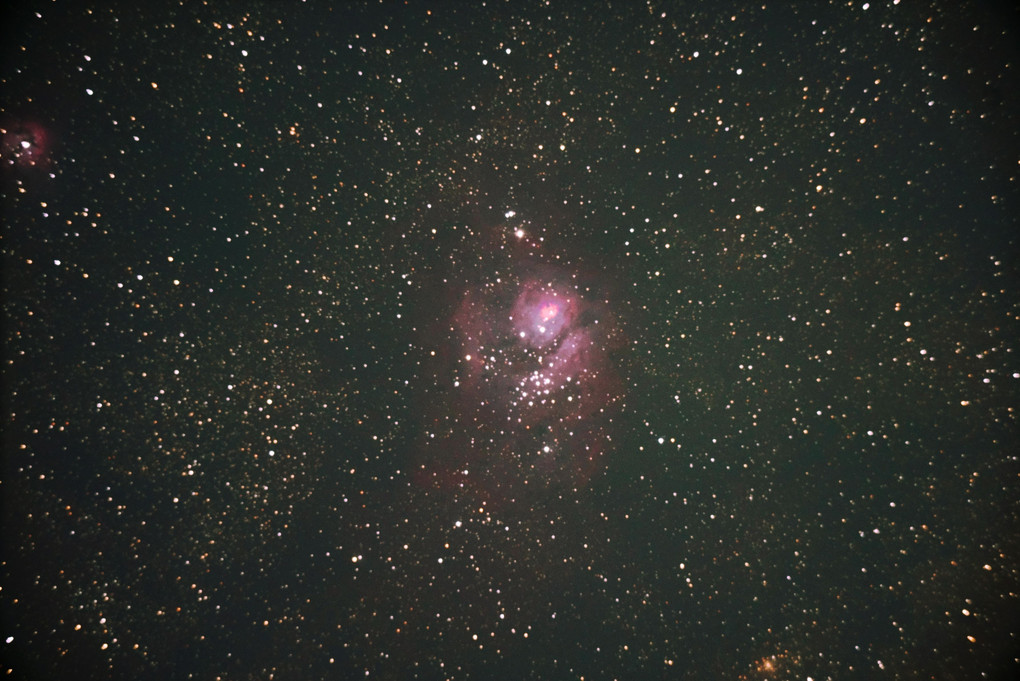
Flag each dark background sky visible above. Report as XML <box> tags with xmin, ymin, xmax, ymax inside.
<box><xmin>2</xmin><ymin>1</ymin><xmax>1018</xmax><ymax>679</ymax></box>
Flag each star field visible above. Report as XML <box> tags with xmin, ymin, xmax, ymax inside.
<box><xmin>2</xmin><ymin>2</ymin><xmax>1018</xmax><ymax>680</ymax></box>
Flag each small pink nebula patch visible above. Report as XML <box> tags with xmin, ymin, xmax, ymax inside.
<box><xmin>539</xmin><ymin>303</ymin><xmax>559</xmax><ymax>322</ymax></box>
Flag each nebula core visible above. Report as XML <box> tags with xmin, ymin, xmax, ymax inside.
<box><xmin>512</xmin><ymin>280</ymin><xmax>578</xmax><ymax>348</ymax></box>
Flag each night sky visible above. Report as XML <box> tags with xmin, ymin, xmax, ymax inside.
<box><xmin>2</xmin><ymin>2</ymin><xmax>1018</xmax><ymax>680</ymax></box>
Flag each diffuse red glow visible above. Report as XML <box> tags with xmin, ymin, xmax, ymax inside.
<box><xmin>1</xmin><ymin>119</ymin><xmax>52</xmax><ymax>170</ymax></box>
<box><xmin>414</xmin><ymin>263</ymin><xmax>624</xmax><ymax>507</ymax></box>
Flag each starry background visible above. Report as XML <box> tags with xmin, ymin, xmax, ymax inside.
<box><xmin>1</xmin><ymin>1</ymin><xmax>1018</xmax><ymax>680</ymax></box>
